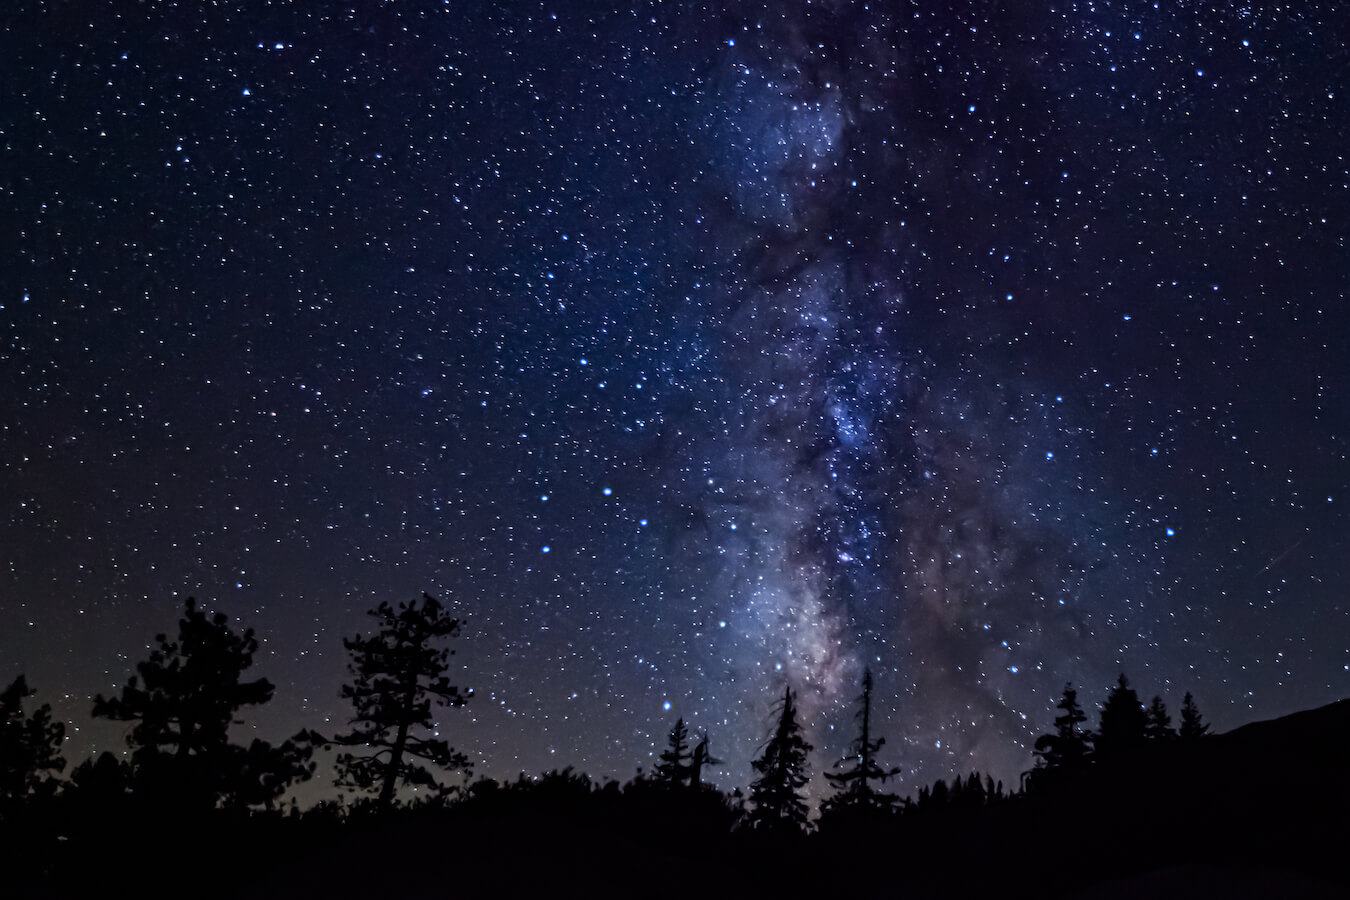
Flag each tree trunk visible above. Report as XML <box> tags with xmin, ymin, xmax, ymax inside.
<box><xmin>378</xmin><ymin>717</ymin><xmax>410</xmax><ymax>809</ymax></box>
<box><xmin>378</xmin><ymin>668</ymin><xmax>418</xmax><ymax>809</ymax></box>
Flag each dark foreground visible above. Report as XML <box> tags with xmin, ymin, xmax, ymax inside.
<box><xmin>8</xmin><ymin>699</ymin><xmax>1349</xmax><ymax>899</ymax></box>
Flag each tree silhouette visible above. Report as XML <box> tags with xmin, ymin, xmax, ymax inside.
<box><xmin>952</xmin><ymin>772</ymin><xmax>986</xmax><ymax>810</ymax></box>
<box><xmin>0</xmin><ymin>676</ymin><xmax>65</xmax><ymax>813</ymax></box>
<box><xmin>653</xmin><ymin>717</ymin><xmax>692</xmax><ymax>787</ymax></box>
<box><xmin>909</xmin><ymin>772</ymin><xmax>1004</xmax><ymax>818</ymax></box>
<box><xmin>746</xmin><ymin>685</ymin><xmax>812</xmax><ymax>834</ymax></box>
<box><xmin>332</xmin><ymin>592</ymin><xmax>472</xmax><ymax>809</ymax></box>
<box><xmin>92</xmin><ymin>599</ymin><xmax>312</xmax><ymax>810</ymax></box>
<box><xmin>1178</xmin><ymin>691</ymin><xmax>1210</xmax><ymax>740</ymax></box>
<box><xmin>917</xmin><ymin>776</ymin><xmax>950</xmax><ymax>811</ymax></box>
<box><xmin>1032</xmin><ymin>682</ymin><xmax>1093</xmax><ymax>775</ymax></box>
<box><xmin>689</xmin><ymin>731</ymin><xmax>721</xmax><ymax>792</ymax></box>
<box><xmin>820</xmin><ymin>668</ymin><xmax>899</xmax><ymax>823</ymax></box>
<box><xmin>1145</xmin><ymin>695</ymin><xmax>1175</xmax><ymax>742</ymax></box>
<box><xmin>1095</xmin><ymin>674</ymin><xmax>1148</xmax><ymax>761</ymax></box>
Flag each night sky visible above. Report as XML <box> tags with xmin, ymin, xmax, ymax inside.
<box><xmin>5</xmin><ymin>1</ymin><xmax>1348</xmax><ymax>800</ymax></box>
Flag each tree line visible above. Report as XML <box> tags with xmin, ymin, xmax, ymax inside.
<box><xmin>1027</xmin><ymin>676</ymin><xmax>1210</xmax><ymax>791</ymax></box>
<box><xmin>2</xmin><ymin>593</ymin><xmax>1212</xmax><ymax>832</ymax></box>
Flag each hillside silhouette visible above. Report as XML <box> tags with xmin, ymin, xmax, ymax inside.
<box><xmin>1015</xmin><ymin>697</ymin><xmax>1350</xmax><ymax>899</ymax></box>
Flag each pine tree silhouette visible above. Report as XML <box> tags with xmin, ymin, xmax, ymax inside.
<box><xmin>92</xmin><ymin>599</ymin><xmax>312</xmax><ymax>810</ymax></box>
<box><xmin>1095</xmin><ymin>674</ymin><xmax>1148</xmax><ymax>761</ymax></box>
<box><xmin>689</xmin><ymin>732</ymin><xmax>722</xmax><ymax>792</ymax></box>
<box><xmin>820</xmin><ymin>668</ymin><xmax>899</xmax><ymax>824</ymax></box>
<box><xmin>0</xmin><ymin>676</ymin><xmax>65</xmax><ymax>814</ymax></box>
<box><xmin>332</xmin><ymin>592</ymin><xmax>472</xmax><ymax>809</ymax></box>
<box><xmin>746</xmin><ymin>685</ymin><xmax>812</xmax><ymax>835</ymax></box>
<box><xmin>1178</xmin><ymin>691</ymin><xmax>1210</xmax><ymax>740</ymax></box>
<box><xmin>955</xmin><ymin>772</ymin><xmax>987</xmax><ymax>810</ymax></box>
<box><xmin>985</xmin><ymin>773</ymin><xmax>1004</xmax><ymax>803</ymax></box>
<box><xmin>926</xmin><ymin>777</ymin><xmax>949</xmax><ymax>810</ymax></box>
<box><xmin>1145</xmin><ymin>695</ymin><xmax>1175</xmax><ymax>742</ymax></box>
<box><xmin>1032</xmin><ymin>682</ymin><xmax>1093</xmax><ymax>775</ymax></box>
<box><xmin>653</xmin><ymin>717</ymin><xmax>692</xmax><ymax>787</ymax></box>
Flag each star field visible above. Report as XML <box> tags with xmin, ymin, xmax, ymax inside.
<box><xmin>3</xmin><ymin>1</ymin><xmax>1348</xmax><ymax>798</ymax></box>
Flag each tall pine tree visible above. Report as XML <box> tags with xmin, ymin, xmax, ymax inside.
<box><xmin>689</xmin><ymin>732</ymin><xmax>721</xmax><ymax>792</ymax></box>
<box><xmin>1032</xmin><ymin>682</ymin><xmax>1093</xmax><ymax>771</ymax></box>
<box><xmin>747</xmin><ymin>685</ymin><xmax>812</xmax><ymax>835</ymax></box>
<box><xmin>653</xmin><ymin>717</ymin><xmax>692</xmax><ymax>787</ymax></box>
<box><xmin>820</xmin><ymin>669</ymin><xmax>899</xmax><ymax>824</ymax></box>
<box><xmin>93</xmin><ymin>599</ymin><xmax>312</xmax><ymax>810</ymax></box>
<box><xmin>332</xmin><ymin>593</ymin><xmax>472</xmax><ymax>809</ymax></box>
<box><xmin>1095</xmin><ymin>674</ymin><xmax>1148</xmax><ymax>761</ymax></box>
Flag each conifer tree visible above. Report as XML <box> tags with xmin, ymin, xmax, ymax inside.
<box><xmin>1095</xmin><ymin>674</ymin><xmax>1148</xmax><ymax>761</ymax></box>
<box><xmin>689</xmin><ymin>732</ymin><xmax>721</xmax><ymax>792</ymax></box>
<box><xmin>1178</xmin><ymin>692</ymin><xmax>1210</xmax><ymax>740</ymax></box>
<box><xmin>926</xmin><ymin>777</ymin><xmax>949</xmax><ymax>809</ymax></box>
<box><xmin>985</xmin><ymin>773</ymin><xmax>1004</xmax><ymax>803</ymax></box>
<box><xmin>821</xmin><ymin>669</ymin><xmax>899</xmax><ymax>821</ymax></box>
<box><xmin>332</xmin><ymin>593</ymin><xmax>472</xmax><ymax>809</ymax></box>
<box><xmin>1145</xmin><ymin>695</ymin><xmax>1175</xmax><ymax>741</ymax></box>
<box><xmin>0</xmin><ymin>676</ymin><xmax>65</xmax><ymax>812</ymax></box>
<box><xmin>93</xmin><ymin>599</ymin><xmax>312</xmax><ymax>809</ymax></box>
<box><xmin>746</xmin><ymin>685</ymin><xmax>812</xmax><ymax>834</ymax></box>
<box><xmin>653</xmin><ymin>717</ymin><xmax>692</xmax><ymax>787</ymax></box>
<box><xmin>1032</xmin><ymin>682</ymin><xmax>1093</xmax><ymax>772</ymax></box>
<box><xmin>945</xmin><ymin>772</ymin><xmax>989</xmax><ymax>811</ymax></box>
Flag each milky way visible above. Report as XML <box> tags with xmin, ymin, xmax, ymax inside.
<box><xmin>673</xmin><ymin>5</ymin><xmax>1164</xmax><ymax>782</ymax></box>
<box><xmin>4</xmin><ymin>1</ymin><xmax>1348</xmax><ymax>798</ymax></box>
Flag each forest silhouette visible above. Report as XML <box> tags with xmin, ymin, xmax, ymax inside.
<box><xmin>2</xmin><ymin>596</ymin><xmax>1347</xmax><ymax>898</ymax></box>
